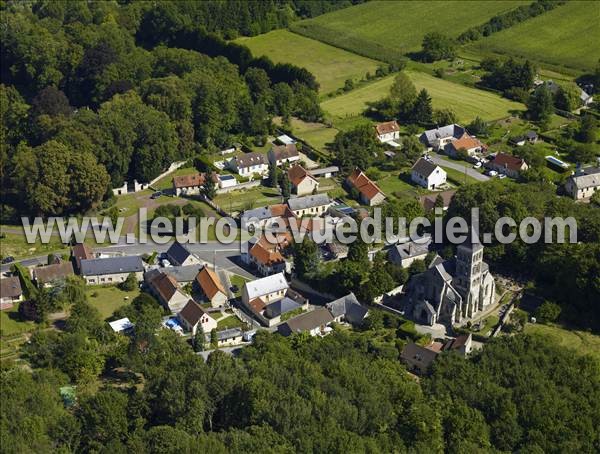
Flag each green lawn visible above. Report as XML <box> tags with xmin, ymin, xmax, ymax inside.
<box><xmin>216</xmin><ymin>314</ymin><xmax>244</xmax><ymax>330</ymax></box>
<box><xmin>86</xmin><ymin>286</ymin><xmax>140</xmax><ymax>319</ymax></box>
<box><xmin>0</xmin><ymin>229</ymin><xmax>69</xmax><ymax>261</ymax></box>
<box><xmin>236</xmin><ymin>29</ymin><xmax>381</xmax><ymax>95</ymax></box>
<box><xmin>285</xmin><ymin>117</ymin><xmax>339</xmax><ymax>154</ymax></box>
<box><xmin>466</xmin><ymin>1</ymin><xmax>599</xmax><ymax>73</ymax></box>
<box><xmin>375</xmin><ymin>171</ymin><xmax>424</xmax><ymax>200</ymax></box>
<box><xmin>291</xmin><ymin>0</ymin><xmax>527</xmax><ymax>63</ymax></box>
<box><xmin>0</xmin><ymin>303</ymin><xmax>35</xmax><ymax>338</ymax></box>
<box><xmin>229</xmin><ymin>274</ymin><xmax>250</xmax><ymax>298</ymax></box>
<box><xmin>213</xmin><ymin>186</ymin><xmax>282</xmax><ymax>214</ymax></box>
<box><xmin>321</xmin><ymin>71</ymin><xmax>524</xmax><ymax>124</ymax></box>
<box><xmin>154</xmin><ymin>166</ymin><xmax>196</xmax><ymax>191</ymax></box>
<box><xmin>524</xmin><ymin>323</ymin><xmax>600</xmax><ymax>361</ymax></box>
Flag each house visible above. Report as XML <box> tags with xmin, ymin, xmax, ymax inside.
<box><xmin>172</xmin><ymin>173</ymin><xmax>216</xmax><ymax>196</ymax></box>
<box><xmin>146</xmin><ymin>271</ymin><xmax>189</xmax><ymax>312</ymax></box>
<box><xmin>388</xmin><ymin>238</ymin><xmax>431</xmax><ymax>268</ymax></box>
<box><xmin>242</xmin><ymin>272</ymin><xmax>289</xmax><ymax>305</ymax></box>
<box><xmin>420</xmin><ymin>124</ymin><xmax>465</xmax><ymax>151</ymax></box>
<box><xmin>442</xmin><ymin>333</ymin><xmax>473</xmax><ymax>356</ymax></box>
<box><xmin>580</xmin><ymin>89</ymin><xmax>594</xmax><ymax>107</ymax></box>
<box><xmin>288</xmin><ymin>165</ymin><xmax>319</xmax><ymax>196</ymax></box>
<box><xmin>309</xmin><ymin>166</ymin><xmax>339</xmax><ymax>178</ymax></box>
<box><xmin>228</xmin><ymin>152</ymin><xmax>268</xmax><ymax>177</ymax></box>
<box><xmin>446</xmin><ymin>134</ymin><xmax>486</xmax><ymax>157</ymax></box>
<box><xmin>268</xmin><ymin>144</ymin><xmax>300</xmax><ymax>167</ymax></box>
<box><xmin>241</xmin><ymin>204</ymin><xmax>295</xmax><ymax>230</ymax></box>
<box><xmin>80</xmin><ymin>256</ymin><xmax>144</xmax><ymax>285</ymax></box>
<box><xmin>177</xmin><ymin>299</ymin><xmax>217</xmax><ymax>336</ymax></box>
<box><xmin>163</xmin><ymin>265</ymin><xmax>205</xmax><ymax>283</ymax></box>
<box><xmin>0</xmin><ymin>276</ymin><xmax>23</xmax><ymax>310</ymax></box>
<box><xmin>509</xmin><ymin>131</ymin><xmax>538</xmax><ymax>146</ymax></box>
<box><xmin>109</xmin><ymin>317</ymin><xmax>134</xmax><ymax>334</ymax></box>
<box><xmin>247</xmin><ymin>238</ymin><xmax>288</xmax><ymax>276</ymax></box>
<box><xmin>565</xmin><ymin>167</ymin><xmax>600</xmax><ymax>200</ymax></box>
<box><xmin>165</xmin><ymin>241</ymin><xmax>202</xmax><ymax>267</ymax></box>
<box><xmin>32</xmin><ymin>262</ymin><xmax>74</xmax><ymax>287</ymax></box>
<box><xmin>374</xmin><ymin>120</ymin><xmax>401</xmax><ymax>145</ymax></box>
<box><xmin>71</xmin><ymin>243</ymin><xmax>93</xmax><ymax>272</ymax></box>
<box><xmin>287</xmin><ymin>194</ymin><xmax>331</xmax><ymax>217</ymax></box>
<box><xmin>263</xmin><ymin>296</ymin><xmax>306</xmax><ymax>322</ymax></box>
<box><xmin>277</xmin><ymin>307</ymin><xmax>334</xmax><ymax>337</ymax></box>
<box><xmin>400</xmin><ymin>342</ymin><xmax>439</xmax><ymax>375</ymax></box>
<box><xmin>217</xmin><ymin>174</ymin><xmax>237</xmax><ymax>189</ymax></box>
<box><xmin>404</xmin><ymin>240</ymin><xmax>495</xmax><ymax>327</ymax></box>
<box><xmin>486</xmin><ymin>152</ymin><xmax>529</xmax><ymax>178</ymax></box>
<box><xmin>210</xmin><ymin>328</ymin><xmax>244</xmax><ymax>347</ymax></box>
<box><xmin>326</xmin><ymin>293</ymin><xmax>369</xmax><ymax>326</ymax></box>
<box><xmin>419</xmin><ymin>190</ymin><xmax>456</xmax><ymax>212</ymax></box>
<box><xmin>195</xmin><ymin>266</ymin><xmax>228</xmax><ymax>307</ymax></box>
<box><xmin>346</xmin><ymin>169</ymin><xmax>386</xmax><ymax>206</ymax></box>
<box><xmin>411</xmin><ymin>158</ymin><xmax>447</xmax><ymax>190</ymax></box>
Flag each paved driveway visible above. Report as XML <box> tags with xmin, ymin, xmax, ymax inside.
<box><xmin>429</xmin><ymin>155</ymin><xmax>490</xmax><ymax>182</ymax></box>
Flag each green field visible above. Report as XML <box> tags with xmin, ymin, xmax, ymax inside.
<box><xmin>321</xmin><ymin>70</ymin><xmax>524</xmax><ymax>123</ymax></box>
<box><xmin>291</xmin><ymin>0</ymin><xmax>527</xmax><ymax>63</ymax></box>
<box><xmin>285</xmin><ymin>117</ymin><xmax>339</xmax><ymax>153</ymax></box>
<box><xmin>86</xmin><ymin>286</ymin><xmax>140</xmax><ymax>319</ymax></box>
<box><xmin>236</xmin><ymin>29</ymin><xmax>380</xmax><ymax>95</ymax></box>
<box><xmin>466</xmin><ymin>1</ymin><xmax>599</xmax><ymax>72</ymax></box>
<box><xmin>524</xmin><ymin>323</ymin><xmax>600</xmax><ymax>361</ymax></box>
<box><xmin>212</xmin><ymin>186</ymin><xmax>282</xmax><ymax>214</ymax></box>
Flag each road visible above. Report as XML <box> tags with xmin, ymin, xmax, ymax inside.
<box><xmin>429</xmin><ymin>155</ymin><xmax>490</xmax><ymax>182</ymax></box>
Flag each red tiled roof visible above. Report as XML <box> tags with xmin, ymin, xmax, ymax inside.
<box><xmin>250</xmin><ymin>241</ymin><xmax>285</xmax><ymax>267</ymax></box>
<box><xmin>288</xmin><ymin>165</ymin><xmax>316</xmax><ymax>187</ymax></box>
<box><xmin>451</xmin><ymin>134</ymin><xmax>484</xmax><ymax>151</ymax></box>
<box><xmin>491</xmin><ymin>152</ymin><xmax>527</xmax><ymax>172</ymax></box>
<box><xmin>149</xmin><ymin>272</ymin><xmax>180</xmax><ymax>302</ymax></box>
<box><xmin>375</xmin><ymin>120</ymin><xmax>400</xmax><ymax>135</ymax></box>
<box><xmin>71</xmin><ymin>243</ymin><xmax>93</xmax><ymax>261</ymax></box>
<box><xmin>346</xmin><ymin>169</ymin><xmax>385</xmax><ymax>201</ymax></box>
<box><xmin>172</xmin><ymin>173</ymin><xmax>217</xmax><ymax>189</ymax></box>
<box><xmin>249</xmin><ymin>297</ymin><xmax>266</xmax><ymax>313</ymax></box>
<box><xmin>196</xmin><ymin>267</ymin><xmax>226</xmax><ymax>299</ymax></box>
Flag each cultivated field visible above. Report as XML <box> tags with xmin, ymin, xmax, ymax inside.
<box><xmin>321</xmin><ymin>71</ymin><xmax>524</xmax><ymax>123</ymax></box>
<box><xmin>236</xmin><ymin>29</ymin><xmax>380</xmax><ymax>95</ymax></box>
<box><xmin>291</xmin><ymin>0</ymin><xmax>527</xmax><ymax>63</ymax></box>
<box><xmin>466</xmin><ymin>1</ymin><xmax>599</xmax><ymax>73</ymax></box>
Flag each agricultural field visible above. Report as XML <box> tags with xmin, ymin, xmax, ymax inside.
<box><xmin>291</xmin><ymin>0</ymin><xmax>527</xmax><ymax>63</ymax></box>
<box><xmin>321</xmin><ymin>71</ymin><xmax>524</xmax><ymax>124</ymax></box>
<box><xmin>466</xmin><ymin>1</ymin><xmax>599</xmax><ymax>73</ymax></box>
<box><xmin>235</xmin><ymin>29</ymin><xmax>380</xmax><ymax>95</ymax></box>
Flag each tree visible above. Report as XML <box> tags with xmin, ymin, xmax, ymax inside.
<box><xmin>577</xmin><ymin>115</ymin><xmax>598</xmax><ymax>143</ymax></box>
<box><xmin>293</xmin><ymin>236</ymin><xmax>319</xmax><ymax>279</ymax></box>
<box><xmin>331</xmin><ymin>124</ymin><xmax>381</xmax><ymax>170</ymax></box>
<box><xmin>569</xmin><ymin>143</ymin><xmax>596</xmax><ymax>164</ymax></box>
<box><xmin>119</xmin><ymin>272</ymin><xmax>138</xmax><ymax>291</ymax></box>
<box><xmin>267</xmin><ymin>160</ymin><xmax>280</xmax><ymax>188</ymax></box>
<box><xmin>421</xmin><ymin>32</ymin><xmax>456</xmax><ymax>62</ymax></box>
<box><xmin>210</xmin><ymin>328</ymin><xmax>218</xmax><ymax>348</ymax></box>
<box><xmin>467</xmin><ymin>117</ymin><xmax>490</xmax><ymax>136</ymax></box>
<box><xmin>387</xmin><ymin>72</ymin><xmax>417</xmax><ymax>119</ymax></box>
<box><xmin>279</xmin><ymin>172</ymin><xmax>291</xmax><ymax>200</ymax></box>
<box><xmin>554</xmin><ymin>84</ymin><xmax>581</xmax><ymax>112</ymax></box>
<box><xmin>527</xmin><ymin>87</ymin><xmax>553</xmax><ymax>123</ymax></box>
<box><xmin>433</xmin><ymin>108</ymin><xmax>457</xmax><ymax>126</ymax></box>
<box><xmin>412</xmin><ymin>89</ymin><xmax>433</xmax><ymax>125</ymax></box>
<box><xmin>534</xmin><ymin>301</ymin><xmax>561</xmax><ymax>323</ymax></box>
<box><xmin>201</xmin><ymin>175</ymin><xmax>217</xmax><ymax>200</ymax></box>
<box><xmin>193</xmin><ymin>324</ymin><xmax>205</xmax><ymax>352</ymax></box>
<box><xmin>31</xmin><ymin>86</ymin><xmax>72</xmax><ymax>118</ymax></box>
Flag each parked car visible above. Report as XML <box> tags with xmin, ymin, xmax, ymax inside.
<box><xmin>498</xmin><ymin>173</ymin><xmax>507</xmax><ymax>179</ymax></box>
<box><xmin>473</xmin><ymin>162</ymin><xmax>482</xmax><ymax>169</ymax></box>
<box><xmin>1</xmin><ymin>256</ymin><xmax>15</xmax><ymax>264</ymax></box>
<box><xmin>487</xmin><ymin>170</ymin><xmax>498</xmax><ymax>177</ymax></box>
<box><xmin>151</xmin><ymin>191</ymin><xmax>162</xmax><ymax>199</ymax></box>
<box><xmin>230</xmin><ymin>285</ymin><xmax>239</xmax><ymax>294</ymax></box>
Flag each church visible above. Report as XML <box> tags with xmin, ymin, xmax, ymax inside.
<box><xmin>404</xmin><ymin>240</ymin><xmax>495</xmax><ymax>326</ymax></box>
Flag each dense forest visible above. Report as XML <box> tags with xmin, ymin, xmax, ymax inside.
<box><xmin>3</xmin><ymin>292</ymin><xmax>599</xmax><ymax>453</ymax></box>
<box><xmin>0</xmin><ymin>0</ymin><xmax>341</xmax><ymax>218</ymax></box>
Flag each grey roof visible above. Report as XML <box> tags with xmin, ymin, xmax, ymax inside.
<box><xmin>570</xmin><ymin>171</ymin><xmax>600</xmax><ymax>190</ymax></box>
<box><xmin>235</xmin><ymin>152</ymin><xmax>266</xmax><ymax>169</ymax></box>
<box><xmin>309</xmin><ymin>166</ymin><xmax>339</xmax><ymax>177</ymax></box>
<box><xmin>525</xmin><ymin>130</ymin><xmax>538</xmax><ymax>139</ymax></box>
<box><xmin>287</xmin><ymin>193</ymin><xmax>330</xmax><ymax>211</ymax></box>
<box><xmin>420</xmin><ymin>124</ymin><xmax>465</xmax><ymax>145</ymax></box>
<box><xmin>264</xmin><ymin>297</ymin><xmax>302</xmax><ymax>318</ymax></box>
<box><xmin>166</xmin><ymin>242</ymin><xmax>194</xmax><ymax>266</ymax></box>
<box><xmin>166</xmin><ymin>265</ymin><xmax>204</xmax><ymax>283</ymax></box>
<box><xmin>242</xmin><ymin>206</ymin><xmax>272</xmax><ymax>222</ymax></box>
<box><xmin>326</xmin><ymin>293</ymin><xmax>368</xmax><ymax>325</ymax></box>
<box><xmin>434</xmin><ymin>258</ymin><xmax>455</xmax><ymax>283</ymax></box>
<box><xmin>216</xmin><ymin>327</ymin><xmax>243</xmax><ymax>341</ymax></box>
<box><xmin>389</xmin><ymin>239</ymin><xmax>431</xmax><ymax>264</ymax></box>
<box><xmin>411</xmin><ymin>158</ymin><xmax>440</xmax><ymax>178</ymax></box>
<box><xmin>278</xmin><ymin>307</ymin><xmax>334</xmax><ymax>336</ymax></box>
<box><xmin>80</xmin><ymin>256</ymin><xmax>144</xmax><ymax>276</ymax></box>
